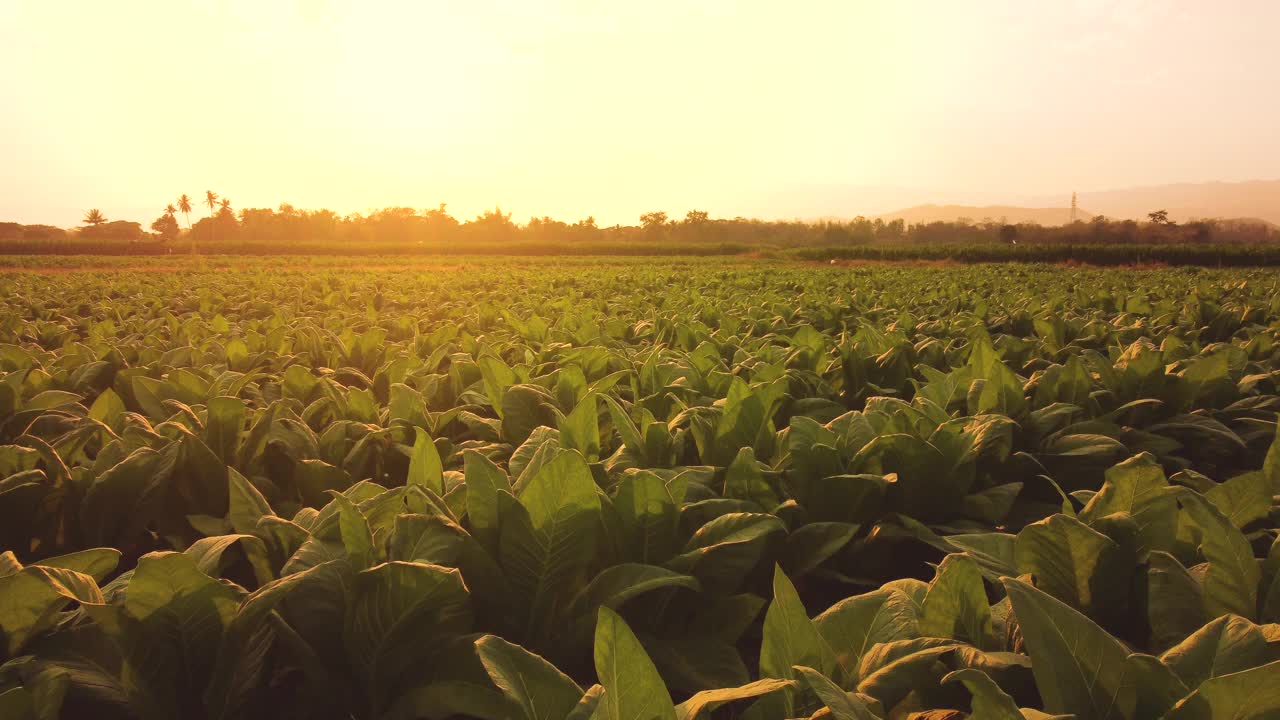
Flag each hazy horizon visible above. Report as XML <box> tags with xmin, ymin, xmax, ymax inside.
<box><xmin>3</xmin><ymin>0</ymin><xmax>1278</xmax><ymax>228</ymax></box>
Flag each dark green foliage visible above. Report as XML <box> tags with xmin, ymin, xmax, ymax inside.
<box><xmin>1</xmin><ymin>259</ymin><xmax>1279</xmax><ymax>718</ymax></box>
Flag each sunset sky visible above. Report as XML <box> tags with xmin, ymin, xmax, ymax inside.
<box><xmin>2</xmin><ymin>0</ymin><xmax>1277</xmax><ymax>227</ymax></box>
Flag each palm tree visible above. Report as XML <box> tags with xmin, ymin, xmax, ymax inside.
<box><xmin>176</xmin><ymin>194</ymin><xmax>193</xmax><ymax>229</ymax></box>
<box><xmin>83</xmin><ymin>209</ymin><xmax>107</xmax><ymax>226</ymax></box>
<box><xmin>218</xmin><ymin>198</ymin><xmax>232</xmax><ymax>215</ymax></box>
<box><xmin>165</xmin><ymin>204</ymin><xmax>177</xmax><ymax>217</ymax></box>
<box><xmin>205</xmin><ymin>190</ymin><xmax>219</xmax><ymax>218</ymax></box>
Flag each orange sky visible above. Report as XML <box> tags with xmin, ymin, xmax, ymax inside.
<box><xmin>2</xmin><ymin>0</ymin><xmax>1277</xmax><ymax>227</ymax></box>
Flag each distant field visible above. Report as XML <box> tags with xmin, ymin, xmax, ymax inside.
<box><xmin>4</xmin><ymin>238</ymin><xmax>1280</xmax><ymax>266</ymax></box>
<box><xmin>0</xmin><ymin>254</ymin><xmax>768</xmax><ymax>272</ymax></box>
<box><xmin>3</xmin><ymin>258</ymin><xmax>1280</xmax><ymax>718</ymax></box>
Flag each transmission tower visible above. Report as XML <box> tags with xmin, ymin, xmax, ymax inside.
<box><xmin>1070</xmin><ymin>192</ymin><xmax>1078</xmax><ymax>223</ymax></box>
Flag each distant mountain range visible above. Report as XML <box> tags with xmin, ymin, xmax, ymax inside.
<box><xmin>1074</xmin><ymin>180</ymin><xmax>1280</xmax><ymax>226</ymax></box>
<box><xmin>794</xmin><ymin>180</ymin><xmax>1280</xmax><ymax>227</ymax></box>
<box><xmin>875</xmin><ymin>205</ymin><xmax>1094</xmax><ymax>226</ymax></box>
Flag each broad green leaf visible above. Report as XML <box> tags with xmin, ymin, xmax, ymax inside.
<box><xmin>947</xmin><ymin>533</ymin><xmax>1019</xmax><ymax>579</ymax></box>
<box><xmin>224</xmin><ymin>338</ymin><xmax>249</xmax><ymax>368</ymax></box>
<box><xmin>382</xmin><ymin>680</ymin><xmax>518</xmax><ymax>720</ymax></box>
<box><xmin>782</xmin><ymin>522</ymin><xmax>859</xmax><ymax>578</ymax></box>
<box><xmin>855</xmin><ymin>639</ymin><xmax>958</xmax><ymax>710</ymax></box>
<box><xmin>294</xmin><ymin>459</ymin><xmax>353</xmax><ymax>509</ymax></box>
<box><xmin>34</xmin><ymin>547</ymin><xmax>121</xmax><ymax>582</ymax></box>
<box><xmin>257</xmin><ymin>515</ymin><xmax>309</xmax><ymax>567</ymax></box>
<box><xmin>228</xmin><ymin>467</ymin><xmax>273</xmax><ymax>536</ymax></box>
<box><xmin>16</xmin><ymin>663</ymin><xmax>73</xmax><ymax>720</ymax></box>
<box><xmin>389</xmin><ymin>513</ymin><xmax>466</xmax><ymax>566</ymax></box>
<box><xmin>593</xmin><ymin>606</ymin><xmax>676</xmax><ymax>720</ymax></box>
<box><xmin>270</xmin><ymin>559</ymin><xmax>352</xmax><ymax>705</ymax></box>
<box><xmin>501</xmin><ymin>385</ymin><xmax>558</xmax><ymax>446</ymax></box>
<box><xmin>344</xmin><ymin>562</ymin><xmax>472</xmax><ymax>718</ymax></box>
<box><xmin>475</xmin><ymin>634</ymin><xmax>583</xmax><ymax>720</ymax></box>
<box><xmin>791</xmin><ymin>473</ymin><xmax>886</xmax><ymax>524</ymax></box>
<box><xmin>280</xmin><ymin>533</ymin><xmax>347</xmax><ymax>577</ymax></box>
<box><xmin>710</xmin><ymin>377</ymin><xmax>785</xmax><ymax>466</ymax></box>
<box><xmin>1204</xmin><ymin>470</ymin><xmax>1270</xmax><ymax>530</ymax></box>
<box><xmin>387</xmin><ymin>383</ymin><xmax>429</xmax><ymax>429</ymax></box>
<box><xmin>80</xmin><ymin>447</ymin><xmax>165</xmax><ymax>546</ymax></box>
<box><xmin>1159</xmin><ymin>614</ymin><xmax>1280</xmax><ymax>690</ymax></box>
<box><xmin>565</xmin><ymin>685</ymin><xmax>604</xmax><ymax>720</ymax></box>
<box><xmin>183</xmin><ymin>533</ymin><xmax>273</xmax><ymax>585</ymax></box>
<box><xmin>330</xmin><ymin>492</ymin><xmax>375</xmax><ymax>569</ymax></box>
<box><xmin>510</xmin><ymin>428</ymin><xmax>563</xmax><ymax>493</ymax></box>
<box><xmin>1080</xmin><ymin>452</ymin><xmax>1178</xmax><ymax>556</ymax></box>
<box><xmin>501</xmin><ymin>452</ymin><xmax>601</xmax><ymax>640</ymax></box>
<box><xmin>131</xmin><ymin>376</ymin><xmax>168</xmax><ymax>419</ymax></box>
<box><xmin>408</xmin><ymin>427</ymin><xmax>444</xmax><ymax>495</ymax></box>
<box><xmin>517</xmin><ymin>451</ymin><xmax>600</xmax><ymax>534</ymax></box>
<box><xmin>464</xmin><ymin>450</ymin><xmax>507</xmax><ymax>553</ymax></box>
<box><xmin>577</xmin><ymin>563</ymin><xmax>699</xmax><ymax>612</ymax></box>
<box><xmin>0</xmin><ymin>551</ymin><xmax>20</xmax><ymax>577</ymax></box>
<box><xmin>0</xmin><ymin>565</ymin><xmax>103</xmax><ymax>655</ymax></box>
<box><xmin>942</xmin><ymin>668</ymin><xmax>1023</xmax><ymax>720</ymax></box>
<box><xmin>1176</xmin><ymin>488</ymin><xmax>1260</xmax><ymax>619</ymax></box>
<box><xmin>169</xmin><ymin>429</ymin><xmax>232</xmax><ymax>523</ymax></box>
<box><xmin>815</xmin><ymin>588</ymin><xmax>919</xmax><ymax>682</ymax></box>
<box><xmin>122</xmin><ymin>550</ymin><xmax>240</xmax><ymax>632</ymax></box>
<box><xmin>1146</xmin><ymin>551</ymin><xmax>1209</xmax><ymax>652</ymax></box>
<box><xmin>604</xmin><ymin>396</ymin><xmax>646</xmax><ymax>459</ymax></box>
<box><xmin>861</xmin><ymin>432</ymin><xmax>976</xmax><ymax>522</ymax></box>
<box><xmin>1264</xmin><ymin>419</ymin><xmax>1280</xmax><ymax>493</ymax></box>
<box><xmin>479</xmin><ymin>356</ymin><xmax>518</xmax><ymax>417</ymax></box>
<box><xmin>647</xmin><ymin>633</ymin><xmax>750</xmax><ymax>695</ymax></box>
<box><xmin>920</xmin><ymin>553</ymin><xmax>995</xmax><ymax>649</ymax></box>
<box><xmin>1015</xmin><ymin>513</ymin><xmax>1126</xmax><ymax>615</ymax></box>
<box><xmin>962</xmin><ymin>481</ymin><xmax>1022</xmax><ymax>524</ymax></box>
<box><xmin>666</xmin><ymin>513</ymin><xmax>785</xmax><ymax>594</ymax></box>
<box><xmin>1162</xmin><ymin>659</ymin><xmax>1280</xmax><ymax>720</ymax></box>
<box><xmin>552</xmin><ymin>364</ymin><xmax>588</xmax><ymax>409</ymax></box>
<box><xmin>88</xmin><ymin>388</ymin><xmax>126</xmax><ymax>428</ymax></box>
<box><xmin>560</xmin><ymin>394</ymin><xmax>601</xmax><ymax>461</ymax></box>
<box><xmin>1001</xmin><ymin>577</ymin><xmax>1135</xmax><ymax>719</ymax></box>
<box><xmin>688</xmin><ymin>593</ymin><xmax>767</xmax><ymax>644</ymax></box>
<box><xmin>282</xmin><ymin>365</ymin><xmax>318</xmax><ymax>402</ymax></box>
<box><xmin>760</xmin><ymin>565</ymin><xmax>836</xmax><ymax>719</ymax></box>
<box><xmin>205</xmin><ymin>396</ymin><xmax>245</xmax><ymax>464</ymax></box>
<box><xmin>794</xmin><ymin>665</ymin><xmax>879</xmax><ymax>720</ymax></box>
<box><xmin>724</xmin><ymin>446</ymin><xmax>779</xmax><ymax>510</ymax></box>
<box><xmin>612</xmin><ymin>471</ymin><xmax>681</xmax><ymax>564</ymax></box>
<box><xmin>674</xmin><ymin>678</ymin><xmax>794</xmax><ymax>720</ymax></box>
<box><xmin>968</xmin><ymin>336</ymin><xmax>1027</xmax><ymax>419</ymax></box>
<box><xmin>1175</xmin><ymin>350</ymin><xmax>1233</xmax><ymax>411</ymax></box>
<box><xmin>89</xmin><ymin>552</ymin><xmax>241</xmax><ymax>717</ymax></box>
<box><xmin>1267</xmin><ymin>536</ymin><xmax>1280</xmax><ymax>624</ymax></box>
<box><xmin>1124</xmin><ymin>653</ymin><xmax>1189</xmax><ymax>720</ymax></box>
<box><xmin>204</xmin><ymin>560</ymin><xmax>345</xmax><ymax>719</ymax></box>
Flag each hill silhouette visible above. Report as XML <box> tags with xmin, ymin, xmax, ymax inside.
<box><xmin>1076</xmin><ymin>180</ymin><xmax>1280</xmax><ymax>225</ymax></box>
<box><xmin>862</xmin><ymin>180</ymin><xmax>1280</xmax><ymax>227</ymax></box>
<box><xmin>874</xmin><ymin>204</ymin><xmax>1091</xmax><ymax>226</ymax></box>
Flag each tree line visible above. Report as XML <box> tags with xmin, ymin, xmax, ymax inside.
<box><xmin>2</xmin><ymin>199</ymin><xmax>1277</xmax><ymax>248</ymax></box>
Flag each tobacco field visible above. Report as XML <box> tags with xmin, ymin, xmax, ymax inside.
<box><xmin>2</xmin><ymin>259</ymin><xmax>1280</xmax><ymax>720</ymax></box>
